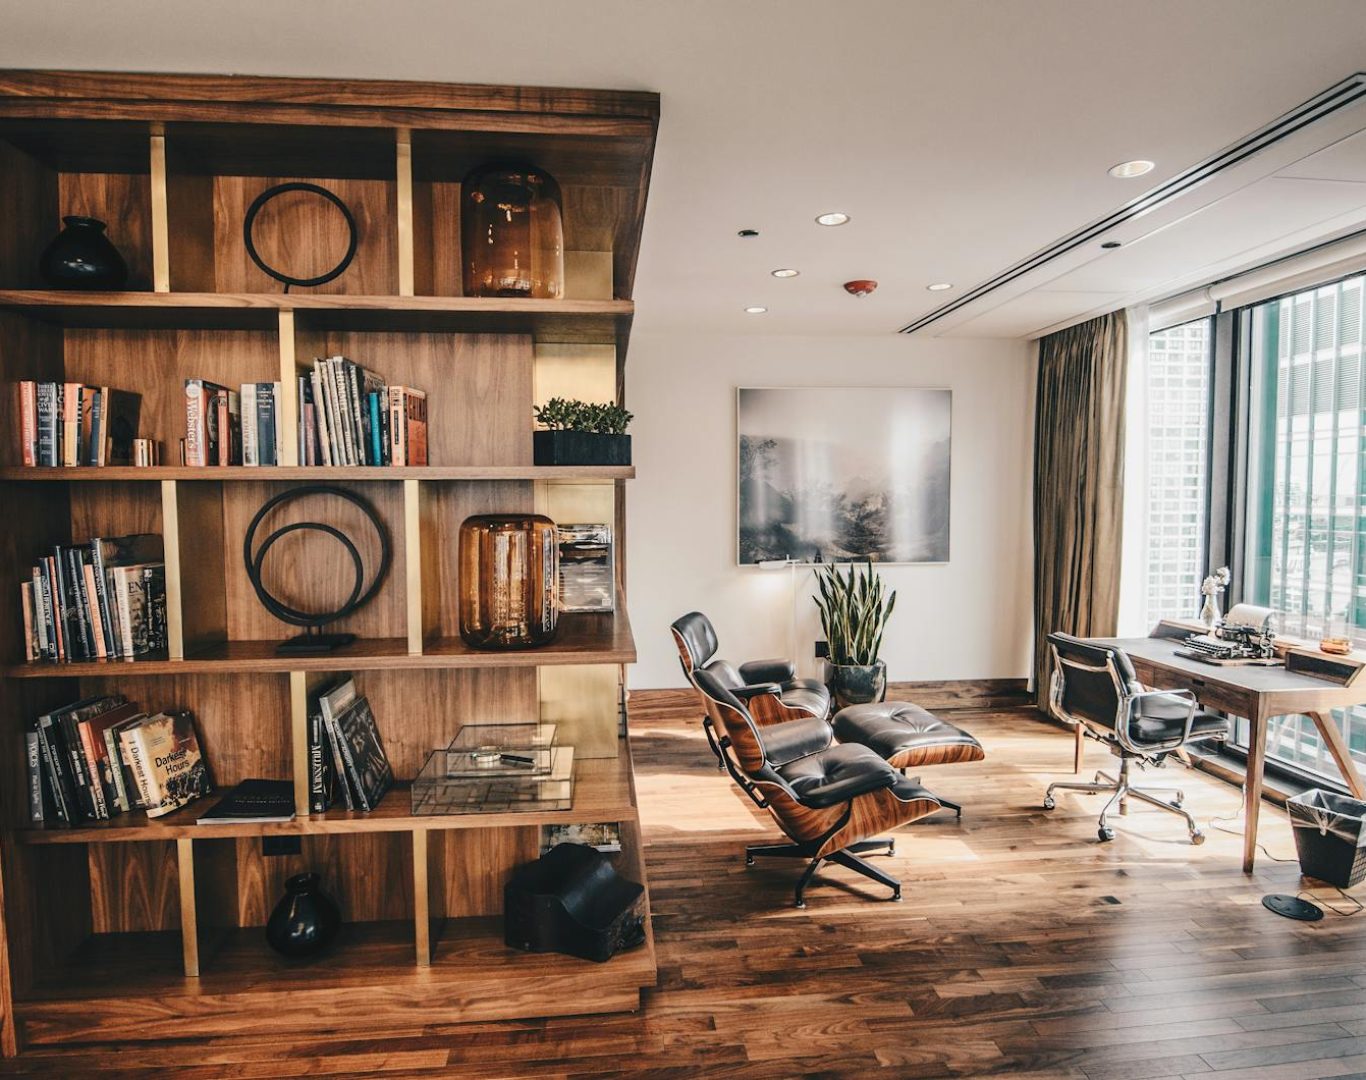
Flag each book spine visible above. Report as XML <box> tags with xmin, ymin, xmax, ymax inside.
<box><xmin>143</xmin><ymin>565</ymin><xmax>168</xmax><ymax>651</ymax></box>
<box><xmin>50</xmin><ymin>548</ymin><xmax>76</xmax><ymax>661</ymax></box>
<box><xmin>60</xmin><ymin>712</ymin><xmax>97</xmax><ymax>820</ymax></box>
<box><xmin>324</xmin><ymin>714</ymin><xmax>354</xmax><ymax>811</ymax></box>
<box><xmin>25</xmin><ymin>730</ymin><xmax>44</xmax><ymax>823</ymax></box>
<box><xmin>297</xmin><ymin>376</ymin><xmax>308</xmax><ymax>466</ymax></box>
<box><xmin>367</xmin><ymin>392</ymin><xmax>382</xmax><ymax>466</ymax></box>
<box><xmin>65</xmin><ymin>547</ymin><xmax>93</xmax><ymax>661</ymax></box>
<box><xmin>20</xmin><ymin>581</ymin><xmax>35</xmax><ymax>662</ymax></box>
<box><xmin>258</xmin><ymin>382</ymin><xmax>277</xmax><ymax>467</ymax></box>
<box><xmin>241</xmin><ymin>382</ymin><xmax>258</xmax><ymax>466</ymax></box>
<box><xmin>62</xmin><ymin>382</ymin><xmax>81</xmax><ymax>467</ymax></box>
<box><xmin>76</xmin><ymin>720</ymin><xmax>109</xmax><ymax>820</ymax></box>
<box><xmin>36</xmin><ymin>717</ymin><xmax>72</xmax><ymax>824</ymax></box>
<box><xmin>89</xmin><ymin>541</ymin><xmax>118</xmax><ymax>658</ymax></box>
<box><xmin>103</xmin><ymin>725</ymin><xmax>131</xmax><ymax>813</ymax></box>
<box><xmin>82</xmin><ymin>562</ymin><xmax>108</xmax><ymax>659</ymax></box>
<box><xmin>114</xmin><ymin>568</ymin><xmax>136</xmax><ymax>656</ymax></box>
<box><xmin>216</xmin><ymin>390</ymin><xmax>230</xmax><ymax>467</ymax></box>
<box><xmin>310</xmin><ymin>366</ymin><xmax>331</xmax><ymax>466</ymax></box>
<box><xmin>389</xmin><ymin>386</ymin><xmax>404</xmax><ymax>466</ymax></box>
<box><xmin>184</xmin><ymin>380</ymin><xmax>207</xmax><ymax>467</ymax></box>
<box><xmin>87</xmin><ymin>387</ymin><xmax>103</xmax><ymax>466</ymax></box>
<box><xmin>308</xmin><ymin>712</ymin><xmax>327</xmax><ymax>813</ymax></box>
<box><xmin>36</xmin><ymin>382</ymin><xmax>57</xmax><ymax>466</ymax></box>
<box><xmin>332</xmin><ymin>714</ymin><xmax>370</xmax><ymax>812</ymax></box>
<box><xmin>40</xmin><ymin>558</ymin><xmax>63</xmax><ymax>660</ymax></box>
<box><xmin>19</xmin><ymin>380</ymin><xmax>37</xmax><ymax>466</ymax></box>
<box><xmin>30</xmin><ymin>567</ymin><xmax>50</xmax><ymax>660</ymax></box>
<box><xmin>121</xmin><ymin>725</ymin><xmax>156</xmax><ymax>815</ymax></box>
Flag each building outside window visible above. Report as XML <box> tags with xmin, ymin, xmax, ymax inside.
<box><xmin>1244</xmin><ymin>272</ymin><xmax>1366</xmax><ymax>782</ymax></box>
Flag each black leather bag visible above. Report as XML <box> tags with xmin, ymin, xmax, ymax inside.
<box><xmin>504</xmin><ymin>843</ymin><xmax>646</xmax><ymax>963</ymax></box>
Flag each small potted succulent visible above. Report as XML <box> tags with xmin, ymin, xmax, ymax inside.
<box><xmin>813</xmin><ymin>559</ymin><xmax>896</xmax><ymax>708</ymax></box>
<box><xmin>533</xmin><ymin>397</ymin><xmax>633</xmax><ymax>466</ymax></box>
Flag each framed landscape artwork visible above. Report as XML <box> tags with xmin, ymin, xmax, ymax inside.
<box><xmin>737</xmin><ymin>387</ymin><xmax>951</xmax><ymax>565</ymax></box>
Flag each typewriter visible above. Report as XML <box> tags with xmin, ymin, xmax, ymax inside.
<box><xmin>1179</xmin><ymin>605</ymin><xmax>1279</xmax><ymax>665</ymax></box>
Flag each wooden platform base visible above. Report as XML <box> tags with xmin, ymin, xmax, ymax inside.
<box><xmin>16</xmin><ymin>917</ymin><xmax>650</xmax><ymax>1047</ymax></box>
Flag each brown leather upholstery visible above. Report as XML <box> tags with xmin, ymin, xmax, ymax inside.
<box><xmin>833</xmin><ymin>703</ymin><xmax>986</xmax><ymax>770</ymax></box>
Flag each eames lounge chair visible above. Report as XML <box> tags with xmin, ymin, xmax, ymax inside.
<box><xmin>693</xmin><ymin>667</ymin><xmax>945</xmax><ymax>908</ymax></box>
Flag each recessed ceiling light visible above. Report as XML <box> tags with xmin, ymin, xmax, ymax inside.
<box><xmin>926</xmin><ymin>282</ymin><xmax>953</xmax><ymax>292</ymax></box>
<box><xmin>1107</xmin><ymin>159</ymin><xmax>1155</xmax><ymax>179</ymax></box>
<box><xmin>771</xmin><ymin>268</ymin><xmax>799</xmax><ymax>278</ymax></box>
<box><xmin>815</xmin><ymin>212</ymin><xmax>850</xmax><ymax>226</ymax></box>
<box><xmin>744</xmin><ymin>306</ymin><xmax>767</xmax><ymax>314</ymax></box>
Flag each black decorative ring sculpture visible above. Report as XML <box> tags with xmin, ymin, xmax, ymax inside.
<box><xmin>243</xmin><ymin>485</ymin><xmax>391</xmax><ymax>654</ymax></box>
<box><xmin>243</xmin><ymin>182</ymin><xmax>358</xmax><ymax>290</ymax></box>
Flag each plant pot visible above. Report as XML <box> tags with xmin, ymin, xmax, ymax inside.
<box><xmin>265</xmin><ymin>872</ymin><xmax>341</xmax><ymax>958</ymax></box>
<box><xmin>828</xmin><ymin>660</ymin><xmax>887</xmax><ymax>709</ymax></box>
<box><xmin>39</xmin><ymin>216</ymin><xmax>129</xmax><ymax>290</ymax></box>
<box><xmin>533</xmin><ymin>430</ymin><xmax>631</xmax><ymax>466</ymax></box>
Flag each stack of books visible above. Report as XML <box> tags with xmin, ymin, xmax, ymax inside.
<box><xmin>308</xmin><ymin>675</ymin><xmax>393</xmax><ymax>812</ymax></box>
<box><xmin>15</xmin><ymin>381</ymin><xmax>142</xmax><ymax>467</ymax></box>
<box><xmin>412</xmin><ymin>723</ymin><xmax>574</xmax><ymax>815</ymax></box>
<box><xmin>27</xmin><ymin>698</ymin><xmax>210</xmax><ymax>824</ymax></box>
<box><xmin>299</xmin><ymin>355</ymin><xmax>427</xmax><ymax>467</ymax></box>
<box><xmin>184</xmin><ymin>379</ymin><xmax>285</xmax><ymax>466</ymax></box>
<box><xmin>19</xmin><ymin>533</ymin><xmax>166</xmax><ymax>662</ymax></box>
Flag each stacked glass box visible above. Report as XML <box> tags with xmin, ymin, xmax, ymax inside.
<box><xmin>412</xmin><ymin>723</ymin><xmax>574</xmax><ymax>814</ymax></box>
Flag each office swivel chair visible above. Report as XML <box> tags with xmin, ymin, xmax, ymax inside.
<box><xmin>1043</xmin><ymin>632</ymin><xmax>1230</xmax><ymax>844</ymax></box>
<box><xmin>671</xmin><ymin>610</ymin><xmax>832</xmax><ymax>724</ymax></box>
<box><xmin>693</xmin><ymin>667</ymin><xmax>944</xmax><ymax>908</ymax></box>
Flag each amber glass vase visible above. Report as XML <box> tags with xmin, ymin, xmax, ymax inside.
<box><xmin>459</xmin><ymin>514</ymin><xmax>559</xmax><ymax>649</ymax></box>
<box><xmin>461</xmin><ymin>162</ymin><xmax>565</xmax><ymax>299</ymax></box>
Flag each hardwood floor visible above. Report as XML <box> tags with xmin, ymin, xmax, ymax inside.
<box><xmin>5</xmin><ymin>705</ymin><xmax>1365</xmax><ymax>1079</ymax></box>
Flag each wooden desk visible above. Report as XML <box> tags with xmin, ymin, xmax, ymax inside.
<box><xmin>1089</xmin><ymin>635</ymin><xmax>1366</xmax><ymax>872</ymax></box>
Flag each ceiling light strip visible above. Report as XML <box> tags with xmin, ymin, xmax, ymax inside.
<box><xmin>899</xmin><ymin>72</ymin><xmax>1366</xmax><ymax>334</ymax></box>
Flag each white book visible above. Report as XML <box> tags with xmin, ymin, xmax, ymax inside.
<box><xmin>240</xmin><ymin>383</ymin><xmax>258</xmax><ymax>466</ymax></box>
<box><xmin>311</xmin><ymin>363</ymin><xmax>333</xmax><ymax>466</ymax></box>
<box><xmin>271</xmin><ymin>381</ymin><xmax>285</xmax><ymax>464</ymax></box>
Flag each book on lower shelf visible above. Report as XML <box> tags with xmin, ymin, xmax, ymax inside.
<box><xmin>27</xmin><ymin>698</ymin><xmax>211</xmax><ymax>825</ymax></box>
<box><xmin>18</xmin><ymin>533</ymin><xmax>166</xmax><ymax>663</ymax></box>
<box><xmin>301</xmin><ymin>355</ymin><xmax>427</xmax><ymax>467</ymax></box>
<box><xmin>197</xmin><ymin>778</ymin><xmax>296</xmax><ymax>824</ymax></box>
<box><xmin>313</xmin><ymin>675</ymin><xmax>393</xmax><ymax>812</ymax></box>
<box><xmin>14</xmin><ymin>380</ymin><xmax>142</xmax><ymax>467</ymax></box>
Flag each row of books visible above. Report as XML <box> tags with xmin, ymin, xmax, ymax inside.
<box><xmin>300</xmin><ymin>356</ymin><xmax>428</xmax><ymax>467</ymax></box>
<box><xmin>27</xmin><ymin>697</ymin><xmax>209</xmax><ymax>824</ymax></box>
<box><xmin>15</xmin><ymin>381</ymin><xmax>142</xmax><ymax>467</ymax></box>
<box><xmin>184</xmin><ymin>379</ymin><xmax>285</xmax><ymax>467</ymax></box>
<box><xmin>307</xmin><ymin>675</ymin><xmax>393</xmax><ymax>812</ymax></box>
<box><xmin>19</xmin><ymin>533</ymin><xmax>167</xmax><ymax>663</ymax></box>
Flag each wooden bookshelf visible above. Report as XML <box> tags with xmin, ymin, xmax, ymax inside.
<box><xmin>0</xmin><ymin>71</ymin><xmax>658</xmax><ymax>1054</ymax></box>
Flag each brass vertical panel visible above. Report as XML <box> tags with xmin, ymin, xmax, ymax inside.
<box><xmin>160</xmin><ymin>480</ymin><xmax>185</xmax><ymax>659</ymax></box>
<box><xmin>277</xmin><ymin>310</ymin><xmax>300</xmax><ymax>466</ymax></box>
<box><xmin>403</xmin><ymin>479</ymin><xmax>424</xmax><ymax>654</ymax></box>
<box><xmin>396</xmin><ymin>130</ymin><xmax>416</xmax><ymax>297</ymax></box>
<box><xmin>289</xmin><ymin>671</ymin><xmax>310</xmax><ymax>817</ymax></box>
<box><xmin>412</xmin><ymin>828</ymin><xmax>431</xmax><ymax>965</ymax></box>
<box><xmin>175</xmin><ymin>838</ymin><xmax>199</xmax><ymax>977</ymax></box>
<box><xmin>538</xmin><ymin>665</ymin><xmax>620</xmax><ymax>759</ymax></box>
<box><xmin>149</xmin><ymin>132</ymin><xmax>171</xmax><ymax>292</ymax></box>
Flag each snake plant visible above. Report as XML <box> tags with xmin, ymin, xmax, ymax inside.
<box><xmin>812</xmin><ymin>560</ymin><xmax>896</xmax><ymax>667</ymax></box>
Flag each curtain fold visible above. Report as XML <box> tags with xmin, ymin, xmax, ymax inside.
<box><xmin>1033</xmin><ymin>311</ymin><xmax>1128</xmax><ymax>703</ymax></box>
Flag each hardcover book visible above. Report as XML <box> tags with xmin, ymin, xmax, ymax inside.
<box><xmin>333</xmin><ymin>696</ymin><xmax>393</xmax><ymax>812</ymax></box>
<box><xmin>120</xmin><ymin>712</ymin><xmax>211</xmax><ymax>818</ymax></box>
<box><xmin>197</xmin><ymin>778</ymin><xmax>295</xmax><ymax>824</ymax></box>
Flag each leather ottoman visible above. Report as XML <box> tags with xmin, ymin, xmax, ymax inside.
<box><xmin>833</xmin><ymin>702</ymin><xmax>985</xmax><ymax>770</ymax></box>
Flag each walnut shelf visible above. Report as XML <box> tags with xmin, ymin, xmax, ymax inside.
<box><xmin>0</xmin><ymin>70</ymin><xmax>658</xmax><ymax>1055</ymax></box>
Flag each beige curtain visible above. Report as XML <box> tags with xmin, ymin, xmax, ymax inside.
<box><xmin>1033</xmin><ymin>311</ymin><xmax>1128</xmax><ymax>702</ymax></box>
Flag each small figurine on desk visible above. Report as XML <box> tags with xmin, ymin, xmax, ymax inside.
<box><xmin>1199</xmin><ymin>566</ymin><xmax>1231</xmax><ymax>627</ymax></box>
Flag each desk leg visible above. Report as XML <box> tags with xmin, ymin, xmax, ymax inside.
<box><xmin>1074</xmin><ymin>725</ymin><xmax>1085</xmax><ymax>774</ymax></box>
<box><xmin>1306</xmin><ymin>711</ymin><xmax>1366</xmax><ymax>799</ymax></box>
<box><xmin>1243</xmin><ymin>711</ymin><xmax>1267</xmax><ymax>874</ymax></box>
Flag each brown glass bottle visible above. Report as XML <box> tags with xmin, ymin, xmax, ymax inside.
<box><xmin>458</xmin><ymin>514</ymin><xmax>559</xmax><ymax>649</ymax></box>
<box><xmin>460</xmin><ymin>163</ymin><xmax>564</xmax><ymax>299</ymax></box>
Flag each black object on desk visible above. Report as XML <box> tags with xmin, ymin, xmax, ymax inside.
<box><xmin>504</xmin><ymin>843</ymin><xmax>646</xmax><ymax>963</ymax></box>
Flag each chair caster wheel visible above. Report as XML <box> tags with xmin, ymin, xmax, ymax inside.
<box><xmin>886</xmin><ymin>840</ymin><xmax>896</xmax><ymax>857</ymax></box>
<box><xmin>1043</xmin><ymin>796</ymin><xmax>1056</xmax><ymax>810</ymax></box>
<box><xmin>744</xmin><ymin>855</ymin><xmax>755</xmax><ymax>866</ymax></box>
<box><xmin>891</xmin><ymin>889</ymin><xmax>902</xmax><ymax>902</ymax></box>
<box><xmin>794</xmin><ymin>899</ymin><xmax>806</xmax><ymax>910</ymax></box>
<box><xmin>1190</xmin><ymin>830</ymin><xmax>1205</xmax><ymax>846</ymax></box>
<box><xmin>1098</xmin><ymin>827</ymin><xmax>1115</xmax><ymax>842</ymax></box>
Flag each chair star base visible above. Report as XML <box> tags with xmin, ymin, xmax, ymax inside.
<box><xmin>1044</xmin><ymin>755</ymin><xmax>1205</xmax><ymax>844</ymax></box>
<box><xmin>746</xmin><ymin>836</ymin><xmax>901</xmax><ymax>907</ymax></box>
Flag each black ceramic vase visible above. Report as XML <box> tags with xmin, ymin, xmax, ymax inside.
<box><xmin>39</xmin><ymin>216</ymin><xmax>128</xmax><ymax>290</ymax></box>
<box><xmin>828</xmin><ymin>660</ymin><xmax>888</xmax><ymax>710</ymax></box>
<box><xmin>265</xmin><ymin>872</ymin><xmax>341</xmax><ymax>958</ymax></box>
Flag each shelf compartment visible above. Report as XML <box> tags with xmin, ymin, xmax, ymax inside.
<box><xmin>14</xmin><ymin>913</ymin><xmax>652</xmax><ymax>1046</ymax></box>
<box><xmin>0</xmin><ymin>464</ymin><xmax>634</xmax><ymax>482</ymax></box>
<box><xmin>0</xmin><ymin>290</ymin><xmax>632</xmax><ymax>342</ymax></box>
<box><xmin>17</xmin><ymin>732</ymin><xmax>639</xmax><ymax>845</ymax></box>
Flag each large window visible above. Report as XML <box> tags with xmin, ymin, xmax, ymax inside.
<box><xmin>1143</xmin><ymin>318</ymin><xmax>1212</xmax><ymax>627</ymax></box>
<box><xmin>1243</xmin><ymin>272</ymin><xmax>1366</xmax><ymax>781</ymax></box>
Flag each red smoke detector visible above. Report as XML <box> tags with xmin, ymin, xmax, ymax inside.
<box><xmin>843</xmin><ymin>279</ymin><xmax>878</xmax><ymax>297</ymax></box>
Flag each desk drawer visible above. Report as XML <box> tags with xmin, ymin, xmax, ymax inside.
<box><xmin>1129</xmin><ymin>659</ymin><xmax>1257</xmax><ymax>718</ymax></box>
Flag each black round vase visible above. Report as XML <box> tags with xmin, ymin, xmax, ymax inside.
<box><xmin>265</xmin><ymin>872</ymin><xmax>341</xmax><ymax>958</ymax></box>
<box><xmin>39</xmin><ymin>216</ymin><xmax>129</xmax><ymax>290</ymax></box>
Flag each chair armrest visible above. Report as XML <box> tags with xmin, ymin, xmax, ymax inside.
<box><xmin>1123</xmin><ymin>688</ymin><xmax>1198</xmax><ymax>750</ymax></box>
<box><xmin>739</xmin><ymin>659</ymin><xmax>796</xmax><ymax>684</ymax></box>
<box><xmin>799</xmin><ymin>770</ymin><xmax>896</xmax><ymax>809</ymax></box>
<box><xmin>731</xmin><ymin>682</ymin><xmax>782</xmax><ymax>701</ymax></box>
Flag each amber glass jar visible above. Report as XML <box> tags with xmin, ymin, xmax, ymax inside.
<box><xmin>458</xmin><ymin>514</ymin><xmax>559</xmax><ymax>649</ymax></box>
<box><xmin>460</xmin><ymin>163</ymin><xmax>564</xmax><ymax>299</ymax></box>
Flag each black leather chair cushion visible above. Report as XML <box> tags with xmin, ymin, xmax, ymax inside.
<box><xmin>739</xmin><ymin>659</ymin><xmax>796</xmax><ymax>684</ymax></box>
<box><xmin>778</xmin><ymin>683</ymin><xmax>831</xmax><ymax>719</ymax></box>
<box><xmin>758</xmin><ymin>715</ymin><xmax>835</xmax><ymax>766</ymax></box>
<box><xmin>1132</xmin><ymin>695</ymin><xmax>1230</xmax><ymax>744</ymax></box>
<box><xmin>832</xmin><ymin>702</ymin><xmax>985</xmax><ymax>769</ymax></box>
<box><xmin>776</xmin><ymin>742</ymin><xmax>898</xmax><ymax>807</ymax></box>
<box><xmin>672</xmin><ymin>612</ymin><xmax>719</xmax><ymax>669</ymax></box>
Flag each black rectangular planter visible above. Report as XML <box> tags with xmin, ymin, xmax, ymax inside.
<box><xmin>533</xmin><ymin>430</ymin><xmax>631</xmax><ymax>466</ymax></box>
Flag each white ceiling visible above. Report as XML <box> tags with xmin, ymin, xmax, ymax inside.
<box><xmin>3</xmin><ymin>0</ymin><xmax>1366</xmax><ymax>339</ymax></box>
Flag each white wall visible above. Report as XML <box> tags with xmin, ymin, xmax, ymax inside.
<box><xmin>625</xmin><ymin>331</ymin><xmax>1036</xmax><ymax>689</ymax></box>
